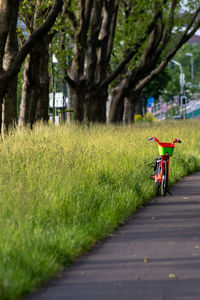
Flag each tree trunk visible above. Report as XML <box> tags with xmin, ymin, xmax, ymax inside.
<box><xmin>18</xmin><ymin>59</ymin><xmax>31</xmax><ymax>127</ymax></box>
<box><xmin>108</xmin><ymin>87</ymin><xmax>143</xmax><ymax>124</ymax></box>
<box><xmin>0</xmin><ymin>0</ymin><xmax>63</xmax><ymax>130</ymax></box>
<box><xmin>123</xmin><ymin>97</ymin><xmax>135</xmax><ymax>124</ymax></box>
<box><xmin>134</xmin><ymin>91</ymin><xmax>143</xmax><ymax>116</ymax></box>
<box><xmin>0</xmin><ymin>0</ymin><xmax>11</xmax><ymax>72</ymax></box>
<box><xmin>107</xmin><ymin>87</ymin><xmax>120</xmax><ymax>123</ymax></box>
<box><xmin>19</xmin><ymin>37</ymin><xmax>50</xmax><ymax>127</ymax></box>
<box><xmin>1</xmin><ymin>76</ymin><xmax>18</xmax><ymax>132</ymax></box>
<box><xmin>84</xmin><ymin>89</ymin><xmax>107</xmax><ymax>123</ymax></box>
<box><xmin>1</xmin><ymin>0</ymin><xmax>19</xmax><ymax>134</ymax></box>
<box><xmin>107</xmin><ymin>83</ymin><xmax>128</xmax><ymax>123</ymax></box>
<box><xmin>70</xmin><ymin>86</ymin><xmax>108</xmax><ymax>123</ymax></box>
<box><xmin>70</xmin><ymin>87</ymin><xmax>85</xmax><ymax>122</ymax></box>
<box><xmin>34</xmin><ymin>37</ymin><xmax>50</xmax><ymax>123</ymax></box>
<box><xmin>65</xmin><ymin>1</ymin><xmax>118</xmax><ymax>124</ymax></box>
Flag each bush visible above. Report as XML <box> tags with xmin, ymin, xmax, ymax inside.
<box><xmin>144</xmin><ymin>112</ymin><xmax>157</xmax><ymax>122</ymax></box>
<box><xmin>134</xmin><ymin>113</ymin><xmax>157</xmax><ymax>122</ymax></box>
<box><xmin>134</xmin><ymin>114</ymin><xmax>143</xmax><ymax>122</ymax></box>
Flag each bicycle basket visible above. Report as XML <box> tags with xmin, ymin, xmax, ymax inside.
<box><xmin>158</xmin><ymin>142</ymin><xmax>175</xmax><ymax>156</ymax></box>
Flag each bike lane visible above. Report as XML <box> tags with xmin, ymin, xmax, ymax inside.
<box><xmin>26</xmin><ymin>172</ymin><xmax>200</xmax><ymax>300</ymax></box>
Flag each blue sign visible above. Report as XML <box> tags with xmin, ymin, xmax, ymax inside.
<box><xmin>147</xmin><ymin>97</ymin><xmax>155</xmax><ymax>107</ymax></box>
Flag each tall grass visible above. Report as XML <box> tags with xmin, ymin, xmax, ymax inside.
<box><xmin>0</xmin><ymin>120</ymin><xmax>200</xmax><ymax>299</ymax></box>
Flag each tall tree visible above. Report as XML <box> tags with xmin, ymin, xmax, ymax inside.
<box><xmin>0</xmin><ymin>0</ymin><xmax>19</xmax><ymax>133</ymax></box>
<box><xmin>1</xmin><ymin>0</ymin><xmax>19</xmax><ymax>133</ymax></box>
<box><xmin>0</xmin><ymin>0</ymin><xmax>63</xmax><ymax>132</ymax></box>
<box><xmin>63</xmin><ymin>0</ymin><xmax>160</xmax><ymax>122</ymax></box>
<box><xmin>18</xmin><ymin>1</ymin><xmax>57</xmax><ymax>127</ymax></box>
<box><xmin>64</xmin><ymin>0</ymin><xmax>197</xmax><ymax>123</ymax></box>
<box><xmin>63</xmin><ymin>0</ymin><xmax>119</xmax><ymax>122</ymax></box>
<box><xmin>107</xmin><ymin>0</ymin><xmax>200</xmax><ymax>123</ymax></box>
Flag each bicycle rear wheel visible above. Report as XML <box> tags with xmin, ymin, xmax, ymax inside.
<box><xmin>155</xmin><ymin>181</ymin><xmax>160</xmax><ymax>195</ymax></box>
<box><xmin>161</xmin><ymin>161</ymin><xmax>168</xmax><ymax>196</ymax></box>
<box><xmin>154</xmin><ymin>159</ymin><xmax>161</xmax><ymax>195</ymax></box>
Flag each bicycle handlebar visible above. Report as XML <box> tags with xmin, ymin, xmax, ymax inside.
<box><xmin>173</xmin><ymin>138</ymin><xmax>182</xmax><ymax>144</ymax></box>
<box><xmin>148</xmin><ymin>137</ymin><xmax>159</xmax><ymax>142</ymax></box>
<box><xmin>148</xmin><ymin>137</ymin><xmax>182</xmax><ymax>144</ymax></box>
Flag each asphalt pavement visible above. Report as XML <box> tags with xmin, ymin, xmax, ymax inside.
<box><xmin>26</xmin><ymin>172</ymin><xmax>200</xmax><ymax>300</ymax></box>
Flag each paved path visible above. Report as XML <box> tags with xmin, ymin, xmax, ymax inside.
<box><xmin>27</xmin><ymin>172</ymin><xmax>200</xmax><ymax>300</ymax></box>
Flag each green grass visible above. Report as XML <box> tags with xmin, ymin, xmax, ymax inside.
<box><xmin>0</xmin><ymin>120</ymin><xmax>200</xmax><ymax>299</ymax></box>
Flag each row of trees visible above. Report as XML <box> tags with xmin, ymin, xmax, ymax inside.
<box><xmin>0</xmin><ymin>0</ymin><xmax>63</xmax><ymax>134</ymax></box>
<box><xmin>1</xmin><ymin>0</ymin><xmax>200</xmax><ymax>132</ymax></box>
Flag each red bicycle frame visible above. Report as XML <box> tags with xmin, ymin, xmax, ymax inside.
<box><xmin>148</xmin><ymin>137</ymin><xmax>181</xmax><ymax>196</ymax></box>
<box><xmin>154</xmin><ymin>155</ymin><xmax>169</xmax><ymax>184</ymax></box>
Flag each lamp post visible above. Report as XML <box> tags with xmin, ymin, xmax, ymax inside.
<box><xmin>171</xmin><ymin>59</ymin><xmax>186</xmax><ymax>119</ymax></box>
<box><xmin>52</xmin><ymin>54</ymin><xmax>58</xmax><ymax>123</ymax></box>
<box><xmin>185</xmin><ymin>52</ymin><xmax>194</xmax><ymax>82</ymax></box>
<box><xmin>171</xmin><ymin>59</ymin><xmax>185</xmax><ymax>95</ymax></box>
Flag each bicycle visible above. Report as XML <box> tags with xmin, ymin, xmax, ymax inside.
<box><xmin>148</xmin><ymin>137</ymin><xmax>182</xmax><ymax>196</ymax></box>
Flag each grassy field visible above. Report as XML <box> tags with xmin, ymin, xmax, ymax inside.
<box><xmin>0</xmin><ymin>120</ymin><xmax>200</xmax><ymax>299</ymax></box>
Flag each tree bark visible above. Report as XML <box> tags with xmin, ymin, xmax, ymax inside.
<box><xmin>70</xmin><ymin>85</ymin><xmax>85</xmax><ymax>122</ymax></box>
<box><xmin>108</xmin><ymin>87</ymin><xmax>143</xmax><ymax>124</ymax></box>
<box><xmin>123</xmin><ymin>97</ymin><xmax>135</xmax><ymax>124</ymax></box>
<box><xmin>134</xmin><ymin>91</ymin><xmax>143</xmax><ymax>116</ymax></box>
<box><xmin>1</xmin><ymin>0</ymin><xmax>19</xmax><ymax>134</ymax></box>
<box><xmin>84</xmin><ymin>90</ymin><xmax>107</xmax><ymax>123</ymax></box>
<box><xmin>19</xmin><ymin>37</ymin><xmax>50</xmax><ymax>127</ymax></box>
<box><xmin>0</xmin><ymin>0</ymin><xmax>11</xmax><ymax>72</ymax></box>
<box><xmin>0</xmin><ymin>0</ymin><xmax>63</xmax><ymax>131</ymax></box>
<box><xmin>18</xmin><ymin>59</ymin><xmax>31</xmax><ymax>127</ymax></box>
<box><xmin>29</xmin><ymin>37</ymin><xmax>50</xmax><ymax>125</ymax></box>
<box><xmin>65</xmin><ymin>0</ymin><xmax>118</xmax><ymax>123</ymax></box>
<box><xmin>19</xmin><ymin>0</ymin><xmax>59</xmax><ymax>128</ymax></box>
<box><xmin>0</xmin><ymin>0</ymin><xmax>63</xmax><ymax>83</ymax></box>
<box><xmin>107</xmin><ymin>82</ymin><xmax>127</xmax><ymax>124</ymax></box>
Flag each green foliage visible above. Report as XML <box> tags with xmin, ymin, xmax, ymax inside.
<box><xmin>20</xmin><ymin>0</ymin><xmax>54</xmax><ymax>30</ymax></box>
<box><xmin>143</xmin><ymin>68</ymin><xmax>171</xmax><ymax>101</ymax></box>
<box><xmin>134</xmin><ymin>114</ymin><xmax>143</xmax><ymax>122</ymax></box>
<box><xmin>112</xmin><ymin>0</ymin><xmax>156</xmax><ymax>70</ymax></box>
<box><xmin>0</xmin><ymin>121</ymin><xmax>200</xmax><ymax>299</ymax></box>
<box><xmin>144</xmin><ymin>112</ymin><xmax>157</xmax><ymax>122</ymax></box>
<box><xmin>134</xmin><ymin>113</ymin><xmax>157</xmax><ymax>122</ymax></box>
<box><xmin>111</xmin><ymin>0</ymin><xmax>187</xmax><ymax>74</ymax></box>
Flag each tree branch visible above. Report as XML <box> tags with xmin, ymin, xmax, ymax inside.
<box><xmin>75</xmin><ymin>0</ymin><xmax>93</xmax><ymax>75</ymax></box>
<box><xmin>64</xmin><ymin>70</ymin><xmax>77</xmax><ymax>89</ymax></box>
<box><xmin>0</xmin><ymin>0</ymin><xmax>63</xmax><ymax>82</ymax></box>
<box><xmin>96</xmin><ymin>7</ymin><xmax>162</xmax><ymax>90</ymax></box>
<box><xmin>64</xmin><ymin>2</ymin><xmax>78</xmax><ymax>30</ymax></box>
<box><xmin>0</xmin><ymin>1</ymin><xmax>13</xmax><ymax>71</ymax></box>
<box><xmin>85</xmin><ymin>0</ymin><xmax>103</xmax><ymax>83</ymax></box>
<box><xmin>134</xmin><ymin>10</ymin><xmax>200</xmax><ymax>93</ymax></box>
<box><xmin>154</xmin><ymin>0</ymin><xmax>178</xmax><ymax>56</ymax></box>
<box><xmin>106</xmin><ymin>1</ymin><xmax>119</xmax><ymax>62</ymax></box>
<box><xmin>77</xmin><ymin>0</ymin><xmax>93</xmax><ymax>45</ymax></box>
<box><xmin>97</xmin><ymin>0</ymin><xmax>118</xmax><ymax>82</ymax></box>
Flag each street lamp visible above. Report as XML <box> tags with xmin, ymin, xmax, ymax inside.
<box><xmin>185</xmin><ymin>52</ymin><xmax>194</xmax><ymax>82</ymax></box>
<box><xmin>171</xmin><ymin>59</ymin><xmax>186</xmax><ymax>119</ymax></box>
<box><xmin>171</xmin><ymin>59</ymin><xmax>185</xmax><ymax>95</ymax></box>
<box><xmin>52</xmin><ymin>54</ymin><xmax>58</xmax><ymax>123</ymax></box>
